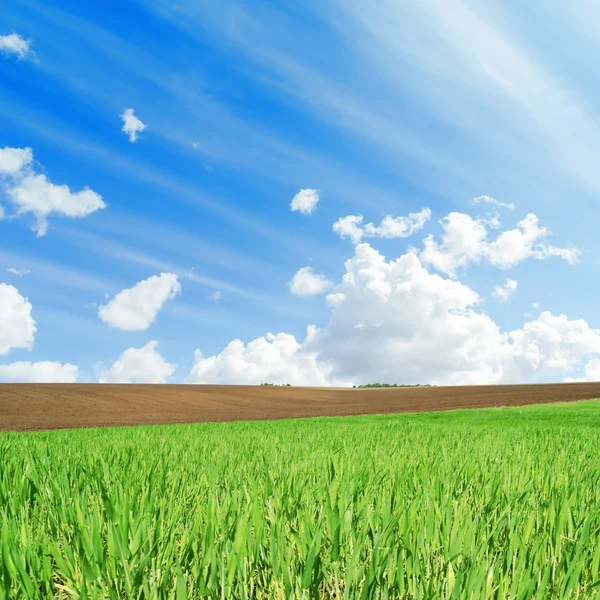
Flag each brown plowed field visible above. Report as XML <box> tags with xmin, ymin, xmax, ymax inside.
<box><xmin>1</xmin><ymin>382</ymin><xmax>600</xmax><ymax>432</ymax></box>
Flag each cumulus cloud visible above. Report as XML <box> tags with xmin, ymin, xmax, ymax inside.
<box><xmin>0</xmin><ymin>361</ymin><xmax>78</xmax><ymax>383</ymax></box>
<box><xmin>0</xmin><ymin>146</ymin><xmax>105</xmax><ymax>236</ymax></box>
<box><xmin>333</xmin><ymin>208</ymin><xmax>431</xmax><ymax>244</ymax></box>
<box><xmin>492</xmin><ymin>278</ymin><xmax>518</xmax><ymax>302</ymax></box>
<box><xmin>100</xmin><ymin>341</ymin><xmax>176</xmax><ymax>383</ymax></box>
<box><xmin>332</xmin><ymin>215</ymin><xmax>364</xmax><ymax>244</ymax></box>
<box><xmin>511</xmin><ymin>313</ymin><xmax>600</xmax><ymax>379</ymax></box>
<box><xmin>186</xmin><ymin>326</ymin><xmax>340</xmax><ymax>385</ymax></box>
<box><xmin>290</xmin><ymin>267</ymin><xmax>333</xmax><ymax>297</ymax></box>
<box><xmin>210</xmin><ymin>290</ymin><xmax>222</xmax><ymax>301</ymax></box>
<box><xmin>290</xmin><ymin>189</ymin><xmax>320</xmax><ymax>215</ymax></box>
<box><xmin>0</xmin><ymin>283</ymin><xmax>36</xmax><ymax>355</ymax></box>
<box><xmin>120</xmin><ymin>108</ymin><xmax>147</xmax><ymax>143</ymax></box>
<box><xmin>325</xmin><ymin>292</ymin><xmax>346</xmax><ymax>307</ymax></box>
<box><xmin>567</xmin><ymin>358</ymin><xmax>600</xmax><ymax>383</ymax></box>
<box><xmin>186</xmin><ymin>243</ymin><xmax>600</xmax><ymax>386</ymax></box>
<box><xmin>7</xmin><ymin>174</ymin><xmax>106</xmax><ymax>237</ymax></box>
<box><xmin>98</xmin><ymin>273</ymin><xmax>181</xmax><ymax>331</ymax></box>
<box><xmin>0</xmin><ymin>33</ymin><xmax>35</xmax><ymax>61</ymax></box>
<box><xmin>418</xmin><ymin>212</ymin><xmax>579</xmax><ymax>277</ymax></box>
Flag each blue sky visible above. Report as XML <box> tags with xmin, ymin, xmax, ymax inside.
<box><xmin>1</xmin><ymin>0</ymin><xmax>600</xmax><ymax>385</ymax></box>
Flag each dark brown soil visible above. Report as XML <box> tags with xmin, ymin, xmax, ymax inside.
<box><xmin>1</xmin><ymin>382</ymin><xmax>600</xmax><ymax>432</ymax></box>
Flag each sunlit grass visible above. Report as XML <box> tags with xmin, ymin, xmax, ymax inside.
<box><xmin>2</xmin><ymin>400</ymin><xmax>600</xmax><ymax>598</ymax></box>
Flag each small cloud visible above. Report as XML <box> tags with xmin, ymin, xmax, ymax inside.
<box><xmin>492</xmin><ymin>278</ymin><xmax>518</xmax><ymax>302</ymax></box>
<box><xmin>0</xmin><ymin>205</ymin><xmax>5</xmax><ymax>220</ymax></box>
<box><xmin>290</xmin><ymin>189</ymin><xmax>320</xmax><ymax>215</ymax></box>
<box><xmin>84</xmin><ymin>302</ymin><xmax>98</xmax><ymax>309</ymax></box>
<box><xmin>98</xmin><ymin>273</ymin><xmax>181</xmax><ymax>331</ymax></box>
<box><xmin>6</xmin><ymin>268</ymin><xmax>31</xmax><ymax>277</ymax></box>
<box><xmin>210</xmin><ymin>290</ymin><xmax>222</xmax><ymax>301</ymax></box>
<box><xmin>333</xmin><ymin>208</ymin><xmax>431</xmax><ymax>244</ymax></box>
<box><xmin>100</xmin><ymin>341</ymin><xmax>176</xmax><ymax>383</ymax></box>
<box><xmin>0</xmin><ymin>33</ymin><xmax>36</xmax><ymax>62</ymax></box>
<box><xmin>203</xmin><ymin>162</ymin><xmax>214</xmax><ymax>172</ymax></box>
<box><xmin>532</xmin><ymin>302</ymin><xmax>540</xmax><ymax>310</ymax></box>
<box><xmin>290</xmin><ymin>266</ymin><xmax>333</xmax><ymax>297</ymax></box>
<box><xmin>471</xmin><ymin>195</ymin><xmax>515</xmax><ymax>211</ymax></box>
<box><xmin>0</xmin><ymin>146</ymin><xmax>105</xmax><ymax>236</ymax></box>
<box><xmin>191</xmin><ymin>141</ymin><xmax>199</xmax><ymax>149</ymax></box>
<box><xmin>120</xmin><ymin>108</ymin><xmax>146</xmax><ymax>143</ymax></box>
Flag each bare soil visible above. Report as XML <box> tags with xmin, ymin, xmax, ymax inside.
<box><xmin>1</xmin><ymin>382</ymin><xmax>600</xmax><ymax>432</ymax></box>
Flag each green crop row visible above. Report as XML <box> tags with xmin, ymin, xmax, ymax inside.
<box><xmin>2</xmin><ymin>400</ymin><xmax>600</xmax><ymax>599</ymax></box>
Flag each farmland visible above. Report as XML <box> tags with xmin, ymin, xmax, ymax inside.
<box><xmin>2</xmin><ymin>399</ymin><xmax>600</xmax><ymax>598</ymax></box>
<box><xmin>3</xmin><ymin>381</ymin><xmax>600</xmax><ymax>431</ymax></box>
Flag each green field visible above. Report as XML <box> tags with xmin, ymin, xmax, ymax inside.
<box><xmin>2</xmin><ymin>401</ymin><xmax>600</xmax><ymax>599</ymax></box>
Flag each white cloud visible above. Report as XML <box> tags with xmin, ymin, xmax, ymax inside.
<box><xmin>471</xmin><ymin>195</ymin><xmax>515</xmax><ymax>211</ymax></box>
<box><xmin>100</xmin><ymin>341</ymin><xmax>176</xmax><ymax>383</ymax></box>
<box><xmin>334</xmin><ymin>208</ymin><xmax>431</xmax><ymax>244</ymax></box>
<box><xmin>0</xmin><ymin>205</ymin><xmax>4</xmax><ymax>220</ymax></box>
<box><xmin>492</xmin><ymin>278</ymin><xmax>518</xmax><ymax>302</ymax></box>
<box><xmin>419</xmin><ymin>212</ymin><xmax>579</xmax><ymax>277</ymax></box>
<box><xmin>325</xmin><ymin>292</ymin><xmax>346</xmax><ymax>307</ymax></box>
<box><xmin>186</xmin><ymin>243</ymin><xmax>600</xmax><ymax>386</ymax></box>
<box><xmin>98</xmin><ymin>273</ymin><xmax>181</xmax><ymax>331</ymax></box>
<box><xmin>290</xmin><ymin>189</ymin><xmax>320</xmax><ymax>215</ymax></box>
<box><xmin>0</xmin><ymin>146</ymin><xmax>32</xmax><ymax>175</ymax></box>
<box><xmin>568</xmin><ymin>358</ymin><xmax>600</xmax><ymax>383</ymax></box>
<box><xmin>7</xmin><ymin>174</ymin><xmax>106</xmax><ymax>237</ymax></box>
<box><xmin>290</xmin><ymin>267</ymin><xmax>333</xmax><ymax>297</ymax></box>
<box><xmin>186</xmin><ymin>327</ymin><xmax>338</xmax><ymax>385</ymax></box>
<box><xmin>332</xmin><ymin>214</ymin><xmax>364</xmax><ymax>244</ymax></box>
<box><xmin>0</xmin><ymin>33</ymin><xmax>35</xmax><ymax>61</ymax></box>
<box><xmin>210</xmin><ymin>290</ymin><xmax>222</xmax><ymax>301</ymax></box>
<box><xmin>0</xmin><ymin>361</ymin><xmax>78</xmax><ymax>383</ymax></box>
<box><xmin>511</xmin><ymin>312</ymin><xmax>600</xmax><ymax>379</ymax></box>
<box><xmin>0</xmin><ymin>283</ymin><xmax>36</xmax><ymax>355</ymax></box>
<box><xmin>364</xmin><ymin>208</ymin><xmax>432</xmax><ymax>239</ymax></box>
<box><xmin>532</xmin><ymin>302</ymin><xmax>541</xmax><ymax>310</ymax></box>
<box><xmin>7</xmin><ymin>268</ymin><xmax>31</xmax><ymax>277</ymax></box>
<box><xmin>120</xmin><ymin>108</ymin><xmax>147</xmax><ymax>143</ymax></box>
<box><xmin>0</xmin><ymin>146</ymin><xmax>105</xmax><ymax>236</ymax></box>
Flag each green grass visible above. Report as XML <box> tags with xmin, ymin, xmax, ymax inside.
<box><xmin>2</xmin><ymin>400</ymin><xmax>600</xmax><ymax>599</ymax></box>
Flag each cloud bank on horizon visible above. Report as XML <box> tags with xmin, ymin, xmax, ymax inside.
<box><xmin>1</xmin><ymin>0</ymin><xmax>599</xmax><ymax>385</ymax></box>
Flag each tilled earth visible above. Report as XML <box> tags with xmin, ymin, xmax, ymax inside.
<box><xmin>1</xmin><ymin>382</ymin><xmax>600</xmax><ymax>432</ymax></box>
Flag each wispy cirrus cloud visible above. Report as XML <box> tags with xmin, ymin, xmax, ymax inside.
<box><xmin>135</xmin><ymin>0</ymin><xmax>600</xmax><ymax>212</ymax></box>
